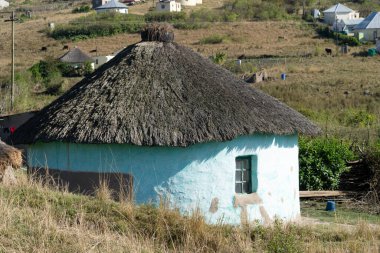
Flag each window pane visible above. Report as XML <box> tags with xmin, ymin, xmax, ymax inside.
<box><xmin>235</xmin><ymin>183</ymin><xmax>242</xmax><ymax>193</ymax></box>
<box><xmin>236</xmin><ymin>160</ymin><xmax>242</xmax><ymax>170</ymax></box>
<box><xmin>243</xmin><ymin>170</ymin><xmax>250</xmax><ymax>181</ymax></box>
<box><xmin>243</xmin><ymin>182</ymin><xmax>250</xmax><ymax>193</ymax></box>
<box><xmin>235</xmin><ymin>171</ymin><xmax>242</xmax><ymax>181</ymax></box>
<box><xmin>243</xmin><ymin>159</ymin><xmax>249</xmax><ymax>170</ymax></box>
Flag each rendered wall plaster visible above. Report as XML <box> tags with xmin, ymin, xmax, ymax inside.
<box><xmin>27</xmin><ymin>134</ymin><xmax>300</xmax><ymax>225</ymax></box>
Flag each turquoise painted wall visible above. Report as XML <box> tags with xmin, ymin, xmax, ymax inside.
<box><xmin>27</xmin><ymin>134</ymin><xmax>300</xmax><ymax>225</ymax></box>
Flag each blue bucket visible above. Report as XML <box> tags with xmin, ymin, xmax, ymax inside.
<box><xmin>326</xmin><ymin>201</ymin><xmax>336</xmax><ymax>211</ymax></box>
<box><xmin>281</xmin><ymin>73</ymin><xmax>286</xmax><ymax>80</ymax></box>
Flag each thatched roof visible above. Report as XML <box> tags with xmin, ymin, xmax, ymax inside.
<box><xmin>14</xmin><ymin>33</ymin><xmax>320</xmax><ymax>147</ymax></box>
<box><xmin>0</xmin><ymin>141</ymin><xmax>22</xmax><ymax>171</ymax></box>
<box><xmin>59</xmin><ymin>47</ymin><xmax>94</xmax><ymax>64</ymax></box>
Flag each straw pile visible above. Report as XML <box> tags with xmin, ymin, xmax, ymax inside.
<box><xmin>0</xmin><ymin>141</ymin><xmax>21</xmax><ymax>184</ymax></box>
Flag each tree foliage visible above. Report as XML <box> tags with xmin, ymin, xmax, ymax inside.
<box><xmin>299</xmin><ymin>137</ymin><xmax>355</xmax><ymax>190</ymax></box>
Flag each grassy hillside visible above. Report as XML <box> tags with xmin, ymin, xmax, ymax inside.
<box><xmin>0</xmin><ymin>172</ymin><xmax>379</xmax><ymax>252</ymax></box>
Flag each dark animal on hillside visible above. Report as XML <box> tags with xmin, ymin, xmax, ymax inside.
<box><xmin>325</xmin><ymin>48</ymin><xmax>332</xmax><ymax>55</ymax></box>
<box><xmin>40</xmin><ymin>46</ymin><xmax>48</xmax><ymax>52</ymax></box>
<box><xmin>238</xmin><ymin>54</ymin><xmax>246</xmax><ymax>60</ymax></box>
<box><xmin>62</xmin><ymin>45</ymin><xmax>69</xmax><ymax>50</ymax></box>
<box><xmin>90</xmin><ymin>49</ymin><xmax>97</xmax><ymax>53</ymax></box>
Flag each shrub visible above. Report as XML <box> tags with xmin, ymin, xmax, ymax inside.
<box><xmin>172</xmin><ymin>22</ymin><xmax>209</xmax><ymax>30</ymax></box>
<box><xmin>199</xmin><ymin>35</ymin><xmax>225</xmax><ymax>44</ymax></box>
<box><xmin>72</xmin><ymin>5</ymin><xmax>91</xmax><ymax>13</ymax></box>
<box><xmin>144</xmin><ymin>11</ymin><xmax>186</xmax><ymax>22</ymax></box>
<box><xmin>343</xmin><ymin>109</ymin><xmax>376</xmax><ymax>128</ymax></box>
<box><xmin>49</xmin><ymin>13</ymin><xmax>145</xmax><ymax>40</ymax></box>
<box><xmin>299</xmin><ymin>137</ymin><xmax>355</xmax><ymax>190</ymax></box>
<box><xmin>316</xmin><ymin>25</ymin><xmax>361</xmax><ymax>46</ymax></box>
<box><xmin>210</xmin><ymin>52</ymin><xmax>227</xmax><ymax>65</ymax></box>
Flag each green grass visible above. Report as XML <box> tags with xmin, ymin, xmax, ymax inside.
<box><xmin>301</xmin><ymin>200</ymin><xmax>380</xmax><ymax>225</ymax></box>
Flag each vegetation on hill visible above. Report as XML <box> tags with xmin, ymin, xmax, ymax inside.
<box><xmin>0</xmin><ymin>173</ymin><xmax>379</xmax><ymax>252</ymax></box>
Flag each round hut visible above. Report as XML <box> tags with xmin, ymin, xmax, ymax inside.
<box><xmin>14</xmin><ymin>26</ymin><xmax>320</xmax><ymax>224</ymax></box>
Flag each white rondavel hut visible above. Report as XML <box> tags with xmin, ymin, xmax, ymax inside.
<box><xmin>14</xmin><ymin>26</ymin><xmax>320</xmax><ymax>225</ymax></box>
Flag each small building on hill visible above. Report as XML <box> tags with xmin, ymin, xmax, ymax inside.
<box><xmin>354</xmin><ymin>12</ymin><xmax>380</xmax><ymax>42</ymax></box>
<box><xmin>179</xmin><ymin>0</ymin><xmax>196</xmax><ymax>6</ymax></box>
<box><xmin>0</xmin><ymin>0</ymin><xmax>9</xmax><ymax>10</ymax></box>
<box><xmin>334</xmin><ymin>18</ymin><xmax>364</xmax><ymax>34</ymax></box>
<box><xmin>14</xmin><ymin>26</ymin><xmax>320</xmax><ymax>225</ymax></box>
<box><xmin>323</xmin><ymin>3</ymin><xmax>359</xmax><ymax>26</ymax></box>
<box><xmin>59</xmin><ymin>47</ymin><xmax>94</xmax><ymax>69</ymax></box>
<box><xmin>156</xmin><ymin>0</ymin><xmax>181</xmax><ymax>12</ymax></box>
<box><xmin>95</xmin><ymin>0</ymin><xmax>128</xmax><ymax>14</ymax></box>
<box><xmin>92</xmin><ymin>0</ymin><xmax>108</xmax><ymax>9</ymax></box>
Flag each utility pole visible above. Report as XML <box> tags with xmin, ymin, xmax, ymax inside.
<box><xmin>5</xmin><ymin>11</ymin><xmax>17</xmax><ymax>111</ymax></box>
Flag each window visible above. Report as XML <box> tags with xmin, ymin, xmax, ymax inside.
<box><xmin>161</xmin><ymin>4</ymin><xmax>165</xmax><ymax>8</ymax></box>
<box><xmin>235</xmin><ymin>156</ymin><xmax>257</xmax><ymax>194</ymax></box>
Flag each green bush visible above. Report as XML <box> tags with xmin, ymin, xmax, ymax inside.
<box><xmin>299</xmin><ymin>137</ymin><xmax>355</xmax><ymax>190</ymax></box>
<box><xmin>343</xmin><ymin>109</ymin><xmax>376</xmax><ymax>128</ymax></box>
<box><xmin>72</xmin><ymin>5</ymin><xmax>91</xmax><ymax>13</ymax></box>
<box><xmin>49</xmin><ymin>13</ymin><xmax>145</xmax><ymax>40</ymax></box>
<box><xmin>173</xmin><ymin>22</ymin><xmax>209</xmax><ymax>30</ymax></box>
<box><xmin>199</xmin><ymin>35</ymin><xmax>225</xmax><ymax>44</ymax></box>
<box><xmin>210</xmin><ymin>52</ymin><xmax>227</xmax><ymax>65</ymax></box>
<box><xmin>316</xmin><ymin>25</ymin><xmax>361</xmax><ymax>46</ymax></box>
<box><xmin>144</xmin><ymin>11</ymin><xmax>186</xmax><ymax>22</ymax></box>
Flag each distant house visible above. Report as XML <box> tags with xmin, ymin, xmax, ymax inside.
<box><xmin>95</xmin><ymin>0</ymin><xmax>128</xmax><ymax>14</ymax></box>
<box><xmin>311</xmin><ymin>9</ymin><xmax>321</xmax><ymax>19</ymax></box>
<box><xmin>156</xmin><ymin>0</ymin><xmax>181</xmax><ymax>12</ymax></box>
<box><xmin>334</xmin><ymin>18</ymin><xmax>364</xmax><ymax>34</ymax></box>
<box><xmin>354</xmin><ymin>12</ymin><xmax>380</xmax><ymax>42</ymax></box>
<box><xmin>59</xmin><ymin>47</ymin><xmax>94</xmax><ymax>69</ymax></box>
<box><xmin>92</xmin><ymin>0</ymin><xmax>108</xmax><ymax>9</ymax></box>
<box><xmin>0</xmin><ymin>0</ymin><xmax>9</xmax><ymax>10</ymax></box>
<box><xmin>179</xmin><ymin>0</ymin><xmax>196</xmax><ymax>6</ymax></box>
<box><xmin>323</xmin><ymin>3</ymin><xmax>359</xmax><ymax>26</ymax></box>
<box><xmin>93</xmin><ymin>48</ymin><xmax>125</xmax><ymax>69</ymax></box>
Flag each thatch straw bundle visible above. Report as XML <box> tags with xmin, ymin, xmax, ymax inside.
<box><xmin>0</xmin><ymin>141</ymin><xmax>22</xmax><ymax>170</ymax></box>
<box><xmin>0</xmin><ymin>141</ymin><xmax>21</xmax><ymax>184</ymax></box>
<box><xmin>13</xmin><ymin>26</ymin><xmax>320</xmax><ymax>147</ymax></box>
<box><xmin>141</xmin><ymin>23</ymin><xmax>174</xmax><ymax>42</ymax></box>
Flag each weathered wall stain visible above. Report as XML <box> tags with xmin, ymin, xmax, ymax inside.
<box><xmin>259</xmin><ymin>206</ymin><xmax>272</xmax><ymax>225</ymax></box>
<box><xmin>234</xmin><ymin>193</ymin><xmax>263</xmax><ymax>223</ymax></box>
<box><xmin>234</xmin><ymin>193</ymin><xmax>263</xmax><ymax>208</ymax></box>
<box><xmin>209</xmin><ymin>197</ymin><xmax>219</xmax><ymax>213</ymax></box>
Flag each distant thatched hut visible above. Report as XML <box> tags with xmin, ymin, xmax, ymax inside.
<box><xmin>59</xmin><ymin>47</ymin><xmax>94</xmax><ymax>70</ymax></box>
<box><xmin>14</xmin><ymin>26</ymin><xmax>320</xmax><ymax>225</ymax></box>
<box><xmin>0</xmin><ymin>141</ymin><xmax>21</xmax><ymax>184</ymax></box>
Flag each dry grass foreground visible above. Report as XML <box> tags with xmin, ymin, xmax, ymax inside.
<box><xmin>0</xmin><ymin>171</ymin><xmax>379</xmax><ymax>253</ymax></box>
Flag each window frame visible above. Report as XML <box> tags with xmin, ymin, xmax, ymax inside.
<box><xmin>235</xmin><ymin>156</ymin><xmax>253</xmax><ymax>194</ymax></box>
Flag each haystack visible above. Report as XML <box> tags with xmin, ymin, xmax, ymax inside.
<box><xmin>0</xmin><ymin>141</ymin><xmax>21</xmax><ymax>184</ymax></box>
